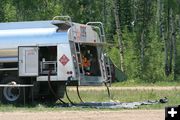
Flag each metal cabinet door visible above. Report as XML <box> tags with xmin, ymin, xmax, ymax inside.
<box><xmin>19</xmin><ymin>46</ymin><xmax>39</xmax><ymax>76</ymax></box>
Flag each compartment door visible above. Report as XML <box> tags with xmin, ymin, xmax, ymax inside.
<box><xmin>19</xmin><ymin>46</ymin><xmax>39</xmax><ymax>76</ymax></box>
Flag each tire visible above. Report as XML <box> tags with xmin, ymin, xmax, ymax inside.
<box><xmin>0</xmin><ymin>77</ymin><xmax>25</xmax><ymax>104</ymax></box>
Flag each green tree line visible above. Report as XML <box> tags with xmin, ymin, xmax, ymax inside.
<box><xmin>0</xmin><ymin>0</ymin><xmax>179</xmax><ymax>82</ymax></box>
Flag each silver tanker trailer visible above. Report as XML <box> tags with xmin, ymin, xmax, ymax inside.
<box><xmin>0</xmin><ymin>16</ymin><xmax>112</xmax><ymax>104</ymax></box>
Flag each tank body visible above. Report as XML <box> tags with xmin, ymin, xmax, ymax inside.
<box><xmin>0</xmin><ymin>21</ymin><xmax>68</xmax><ymax>62</ymax></box>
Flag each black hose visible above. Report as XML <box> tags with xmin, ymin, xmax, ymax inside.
<box><xmin>104</xmin><ymin>81</ymin><xmax>111</xmax><ymax>99</ymax></box>
<box><xmin>76</xmin><ymin>85</ymin><xmax>84</xmax><ymax>103</ymax></box>
<box><xmin>65</xmin><ymin>80</ymin><xmax>75</xmax><ymax>105</ymax></box>
<box><xmin>47</xmin><ymin>70</ymin><xmax>67</xmax><ymax>104</ymax></box>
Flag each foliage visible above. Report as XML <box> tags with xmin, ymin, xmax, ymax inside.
<box><xmin>0</xmin><ymin>0</ymin><xmax>179</xmax><ymax>82</ymax></box>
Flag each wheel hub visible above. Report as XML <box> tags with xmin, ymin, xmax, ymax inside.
<box><xmin>3</xmin><ymin>83</ymin><xmax>20</xmax><ymax>102</ymax></box>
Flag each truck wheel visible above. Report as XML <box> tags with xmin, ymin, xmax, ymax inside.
<box><xmin>0</xmin><ymin>77</ymin><xmax>24</xmax><ymax>104</ymax></box>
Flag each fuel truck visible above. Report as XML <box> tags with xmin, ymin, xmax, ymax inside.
<box><xmin>0</xmin><ymin>16</ymin><xmax>112</xmax><ymax>104</ymax></box>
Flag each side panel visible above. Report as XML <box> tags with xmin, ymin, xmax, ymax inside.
<box><xmin>19</xmin><ymin>46</ymin><xmax>39</xmax><ymax>76</ymax></box>
<box><xmin>57</xmin><ymin>44</ymin><xmax>75</xmax><ymax>81</ymax></box>
<box><xmin>71</xmin><ymin>23</ymin><xmax>101</xmax><ymax>43</ymax></box>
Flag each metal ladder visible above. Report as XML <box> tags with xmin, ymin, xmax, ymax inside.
<box><xmin>74</xmin><ymin>43</ymin><xmax>85</xmax><ymax>75</ymax></box>
<box><xmin>106</xmin><ymin>57</ymin><xmax>112</xmax><ymax>84</ymax></box>
<box><xmin>86</xmin><ymin>22</ymin><xmax>111</xmax><ymax>84</ymax></box>
<box><xmin>101</xmin><ymin>53</ymin><xmax>112</xmax><ymax>85</ymax></box>
<box><xmin>69</xmin><ymin>26</ymin><xmax>85</xmax><ymax>83</ymax></box>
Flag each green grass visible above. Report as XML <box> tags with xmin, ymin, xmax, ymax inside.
<box><xmin>0</xmin><ymin>88</ymin><xmax>179</xmax><ymax>111</ymax></box>
<box><xmin>112</xmin><ymin>80</ymin><xmax>180</xmax><ymax>87</ymax></box>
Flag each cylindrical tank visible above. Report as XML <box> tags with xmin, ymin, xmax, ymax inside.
<box><xmin>0</xmin><ymin>21</ymin><xmax>69</xmax><ymax>62</ymax></box>
<box><xmin>0</xmin><ymin>49</ymin><xmax>17</xmax><ymax>58</ymax></box>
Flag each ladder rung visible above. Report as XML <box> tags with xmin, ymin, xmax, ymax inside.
<box><xmin>76</xmin><ymin>52</ymin><xmax>81</xmax><ymax>54</ymax></box>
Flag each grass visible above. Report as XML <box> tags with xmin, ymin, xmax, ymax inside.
<box><xmin>112</xmin><ymin>80</ymin><xmax>180</xmax><ymax>87</ymax></box>
<box><xmin>0</xmin><ymin>88</ymin><xmax>180</xmax><ymax>111</ymax></box>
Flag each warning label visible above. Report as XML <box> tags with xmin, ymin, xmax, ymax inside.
<box><xmin>59</xmin><ymin>54</ymin><xmax>69</xmax><ymax>66</ymax></box>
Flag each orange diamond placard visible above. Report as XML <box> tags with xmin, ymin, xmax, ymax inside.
<box><xmin>59</xmin><ymin>54</ymin><xmax>69</xmax><ymax>66</ymax></box>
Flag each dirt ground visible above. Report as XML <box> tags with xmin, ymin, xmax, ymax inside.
<box><xmin>0</xmin><ymin>110</ymin><xmax>164</xmax><ymax>120</ymax></box>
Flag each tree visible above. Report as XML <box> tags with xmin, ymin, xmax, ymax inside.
<box><xmin>113</xmin><ymin>0</ymin><xmax>125</xmax><ymax>72</ymax></box>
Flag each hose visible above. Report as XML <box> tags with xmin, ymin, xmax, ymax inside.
<box><xmin>76</xmin><ymin>85</ymin><xmax>84</xmax><ymax>103</ymax></box>
<box><xmin>65</xmin><ymin>77</ymin><xmax>83</xmax><ymax>104</ymax></box>
<box><xmin>103</xmin><ymin>81</ymin><xmax>111</xmax><ymax>99</ymax></box>
<box><xmin>76</xmin><ymin>81</ymin><xmax>110</xmax><ymax>103</ymax></box>
<box><xmin>47</xmin><ymin>70</ymin><xmax>67</xmax><ymax>105</ymax></box>
<box><xmin>65</xmin><ymin>80</ymin><xmax>75</xmax><ymax>105</ymax></box>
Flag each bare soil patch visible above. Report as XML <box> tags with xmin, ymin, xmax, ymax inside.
<box><xmin>0</xmin><ymin>110</ymin><xmax>164</xmax><ymax>120</ymax></box>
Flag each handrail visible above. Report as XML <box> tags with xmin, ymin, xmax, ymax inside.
<box><xmin>0</xmin><ymin>84</ymin><xmax>34</xmax><ymax>87</ymax></box>
<box><xmin>0</xmin><ymin>68</ymin><xmax>18</xmax><ymax>71</ymax></box>
<box><xmin>52</xmin><ymin>16</ymin><xmax>72</xmax><ymax>26</ymax></box>
<box><xmin>86</xmin><ymin>22</ymin><xmax>106</xmax><ymax>42</ymax></box>
<box><xmin>91</xmin><ymin>25</ymin><xmax>103</xmax><ymax>42</ymax></box>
